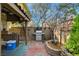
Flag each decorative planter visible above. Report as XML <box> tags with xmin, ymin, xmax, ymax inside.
<box><xmin>60</xmin><ymin>48</ymin><xmax>72</xmax><ymax>56</ymax></box>
<box><xmin>45</xmin><ymin>40</ymin><xmax>72</xmax><ymax>56</ymax></box>
<box><xmin>45</xmin><ymin>40</ymin><xmax>61</xmax><ymax>56</ymax></box>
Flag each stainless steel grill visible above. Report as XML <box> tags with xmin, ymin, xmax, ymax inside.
<box><xmin>33</xmin><ymin>30</ymin><xmax>44</xmax><ymax>40</ymax></box>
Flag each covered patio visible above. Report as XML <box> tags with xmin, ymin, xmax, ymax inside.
<box><xmin>0</xmin><ymin>3</ymin><xmax>78</xmax><ymax>56</ymax></box>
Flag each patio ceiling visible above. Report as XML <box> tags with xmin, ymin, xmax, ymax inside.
<box><xmin>1</xmin><ymin>3</ymin><xmax>30</xmax><ymax>22</ymax></box>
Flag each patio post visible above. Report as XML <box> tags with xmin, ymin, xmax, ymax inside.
<box><xmin>25</xmin><ymin>21</ymin><xmax>28</xmax><ymax>44</ymax></box>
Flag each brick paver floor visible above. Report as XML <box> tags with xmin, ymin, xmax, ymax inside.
<box><xmin>2</xmin><ymin>41</ymin><xmax>49</xmax><ymax>56</ymax></box>
<box><xmin>24</xmin><ymin>41</ymin><xmax>49</xmax><ymax>56</ymax></box>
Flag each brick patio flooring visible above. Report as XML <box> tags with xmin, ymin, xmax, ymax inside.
<box><xmin>2</xmin><ymin>41</ymin><xmax>49</xmax><ymax>56</ymax></box>
<box><xmin>24</xmin><ymin>41</ymin><xmax>49</xmax><ymax>56</ymax></box>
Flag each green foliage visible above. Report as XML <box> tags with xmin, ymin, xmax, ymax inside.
<box><xmin>65</xmin><ymin>15</ymin><xmax>79</xmax><ymax>55</ymax></box>
<box><xmin>68</xmin><ymin>8</ymin><xmax>76</xmax><ymax>15</ymax></box>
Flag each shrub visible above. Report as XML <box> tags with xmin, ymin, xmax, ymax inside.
<box><xmin>65</xmin><ymin>15</ymin><xmax>79</xmax><ymax>55</ymax></box>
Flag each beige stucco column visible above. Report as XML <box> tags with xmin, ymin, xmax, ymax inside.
<box><xmin>0</xmin><ymin>3</ymin><xmax>2</xmax><ymax>56</ymax></box>
<box><xmin>1</xmin><ymin>13</ymin><xmax>7</xmax><ymax>29</ymax></box>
